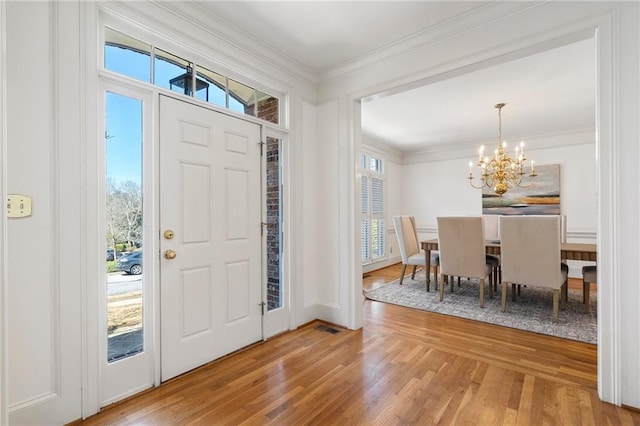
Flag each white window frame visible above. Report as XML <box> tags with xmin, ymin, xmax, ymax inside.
<box><xmin>360</xmin><ymin>152</ymin><xmax>386</xmax><ymax>265</ymax></box>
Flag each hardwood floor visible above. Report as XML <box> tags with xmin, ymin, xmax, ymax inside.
<box><xmin>79</xmin><ymin>265</ymin><xmax>632</xmax><ymax>425</ymax></box>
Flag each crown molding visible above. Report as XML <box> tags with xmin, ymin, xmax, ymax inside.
<box><xmin>319</xmin><ymin>1</ymin><xmax>546</xmax><ymax>84</ymax></box>
<box><xmin>165</xmin><ymin>1</ymin><xmax>318</xmax><ymax>87</ymax></box>
<box><xmin>362</xmin><ymin>134</ymin><xmax>403</xmax><ymax>164</ymax></box>
<box><xmin>400</xmin><ymin>127</ymin><xmax>595</xmax><ymax>165</ymax></box>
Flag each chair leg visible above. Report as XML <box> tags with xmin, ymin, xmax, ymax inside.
<box><xmin>501</xmin><ymin>282</ymin><xmax>507</xmax><ymax>312</ymax></box>
<box><xmin>399</xmin><ymin>264</ymin><xmax>407</xmax><ymax>285</ymax></box>
<box><xmin>449</xmin><ymin>276</ymin><xmax>454</xmax><ymax>293</ymax></box>
<box><xmin>512</xmin><ymin>284</ymin><xmax>517</xmax><ymax>301</ymax></box>
<box><xmin>457</xmin><ymin>276</ymin><xmax>461</xmax><ymax>287</ymax></box>
<box><xmin>553</xmin><ymin>288</ymin><xmax>560</xmax><ymax>322</ymax></box>
<box><xmin>434</xmin><ymin>266</ymin><xmax>438</xmax><ymax>291</ymax></box>
<box><xmin>439</xmin><ymin>274</ymin><xmax>446</xmax><ymax>301</ymax></box>
<box><xmin>490</xmin><ymin>271</ymin><xmax>494</xmax><ymax>298</ymax></box>
<box><xmin>426</xmin><ymin>268</ymin><xmax>430</xmax><ymax>292</ymax></box>
<box><xmin>411</xmin><ymin>265</ymin><xmax>417</xmax><ymax>280</ymax></box>
<box><xmin>479</xmin><ymin>278</ymin><xmax>485</xmax><ymax>308</ymax></box>
<box><xmin>584</xmin><ymin>280</ymin><xmax>591</xmax><ymax>313</ymax></box>
<box><xmin>562</xmin><ymin>280</ymin><xmax>568</xmax><ymax>302</ymax></box>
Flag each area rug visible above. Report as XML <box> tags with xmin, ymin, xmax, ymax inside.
<box><xmin>364</xmin><ymin>270</ymin><xmax>597</xmax><ymax>344</ymax></box>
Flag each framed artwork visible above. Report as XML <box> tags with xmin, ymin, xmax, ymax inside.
<box><xmin>482</xmin><ymin>164</ymin><xmax>560</xmax><ymax>215</ymax></box>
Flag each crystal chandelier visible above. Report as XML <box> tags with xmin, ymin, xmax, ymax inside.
<box><xmin>468</xmin><ymin>103</ymin><xmax>536</xmax><ymax>196</ymax></box>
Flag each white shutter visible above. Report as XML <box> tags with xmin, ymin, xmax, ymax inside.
<box><xmin>361</xmin><ymin>153</ymin><xmax>386</xmax><ymax>265</ymax></box>
<box><xmin>371</xmin><ymin>177</ymin><xmax>384</xmax><ymax>215</ymax></box>
<box><xmin>361</xmin><ymin>219</ymin><xmax>370</xmax><ymax>262</ymax></box>
<box><xmin>361</xmin><ymin>176</ymin><xmax>369</xmax><ymax>215</ymax></box>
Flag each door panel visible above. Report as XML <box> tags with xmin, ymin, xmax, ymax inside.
<box><xmin>160</xmin><ymin>96</ymin><xmax>262</xmax><ymax>381</ymax></box>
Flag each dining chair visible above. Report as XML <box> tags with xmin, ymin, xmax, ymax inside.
<box><xmin>483</xmin><ymin>214</ymin><xmax>502</xmax><ymax>289</ymax></box>
<box><xmin>582</xmin><ymin>265</ymin><xmax>597</xmax><ymax>313</ymax></box>
<box><xmin>393</xmin><ymin>215</ymin><xmax>439</xmax><ymax>290</ymax></box>
<box><xmin>436</xmin><ymin>216</ymin><xmax>493</xmax><ymax>307</ymax></box>
<box><xmin>500</xmin><ymin>215</ymin><xmax>568</xmax><ymax>322</ymax></box>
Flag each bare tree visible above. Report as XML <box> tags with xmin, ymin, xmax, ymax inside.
<box><xmin>106</xmin><ymin>178</ymin><xmax>142</xmax><ymax>251</ymax></box>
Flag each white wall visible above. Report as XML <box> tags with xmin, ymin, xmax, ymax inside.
<box><xmin>301</xmin><ymin>100</ymin><xmax>319</xmax><ymax>322</ymax></box>
<box><xmin>402</xmin><ymin>142</ymin><xmax>597</xmax><ymax>235</ymax></box>
<box><xmin>6</xmin><ymin>2</ymin><xmax>84</xmax><ymax>424</ymax></box>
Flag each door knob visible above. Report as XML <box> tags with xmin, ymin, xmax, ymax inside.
<box><xmin>164</xmin><ymin>229</ymin><xmax>174</xmax><ymax>240</ymax></box>
<box><xmin>164</xmin><ymin>249</ymin><xmax>177</xmax><ymax>260</ymax></box>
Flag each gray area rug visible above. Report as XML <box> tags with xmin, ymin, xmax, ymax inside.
<box><xmin>364</xmin><ymin>270</ymin><xmax>597</xmax><ymax>344</ymax></box>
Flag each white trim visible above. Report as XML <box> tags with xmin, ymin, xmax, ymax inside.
<box><xmin>262</xmin><ymin>129</ymin><xmax>292</xmax><ymax>338</ymax></box>
<box><xmin>593</xmin><ymin>8</ymin><xmax>619</xmax><ymax>405</ymax></box>
<box><xmin>0</xmin><ymin>0</ymin><xmax>7</xmax><ymax>422</ymax></box>
<box><xmin>323</xmin><ymin>2</ymin><xmax>545</xmax><ymax>83</ymax></box>
<box><xmin>97</xmin><ymin>82</ymin><xmax>156</xmax><ymax>407</ymax></box>
<box><xmin>81</xmin><ymin>1</ymin><xmax>99</xmax><ymax>418</ymax></box>
<box><xmin>401</xmin><ymin>128</ymin><xmax>596</xmax><ymax>165</ymax></box>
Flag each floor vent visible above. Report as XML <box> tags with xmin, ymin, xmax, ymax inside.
<box><xmin>315</xmin><ymin>324</ymin><xmax>341</xmax><ymax>334</ymax></box>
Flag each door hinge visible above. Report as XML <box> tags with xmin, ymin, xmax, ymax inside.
<box><xmin>261</xmin><ymin>221</ymin><xmax>267</xmax><ymax>236</ymax></box>
<box><xmin>259</xmin><ymin>140</ymin><xmax>265</xmax><ymax>156</ymax></box>
<box><xmin>259</xmin><ymin>301</ymin><xmax>266</xmax><ymax>315</ymax></box>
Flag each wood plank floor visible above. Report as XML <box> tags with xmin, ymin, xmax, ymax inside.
<box><xmin>79</xmin><ymin>265</ymin><xmax>638</xmax><ymax>425</ymax></box>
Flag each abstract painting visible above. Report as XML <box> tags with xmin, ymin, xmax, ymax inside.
<box><xmin>482</xmin><ymin>164</ymin><xmax>560</xmax><ymax>215</ymax></box>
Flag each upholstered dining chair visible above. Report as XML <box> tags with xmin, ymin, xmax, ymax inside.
<box><xmin>436</xmin><ymin>216</ymin><xmax>493</xmax><ymax>307</ymax></box>
<box><xmin>500</xmin><ymin>215</ymin><xmax>568</xmax><ymax>322</ymax></box>
<box><xmin>483</xmin><ymin>214</ymin><xmax>502</xmax><ymax>290</ymax></box>
<box><xmin>582</xmin><ymin>265</ymin><xmax>597</xmax><ymax>313</ymax></box>
<box><xmin>393</xmin><ymin>216</ymin><xmax>439</xmax><ymax>290</ymax></box>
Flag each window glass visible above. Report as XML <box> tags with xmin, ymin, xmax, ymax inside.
<box><xmin>104</xmin><ymin>28</ymin><xmax>281</xmax><ymax>126</ymax></box>
<box><xmin>228</xmin><ymin>78</ymin><xmax>256</xmax><ymax>115</ymax></box>
<box><xmin>370</xmin><ymin>157</ymin><xmax>383</xmax><ymax>173</ymax></box>
<box><xmin>196</xmin><ymin>65</ymin><xmax>227</xmax><ymax>108</ymax></box>
<box><xmin>266</xmin><ymin>137</ymin><xmax>283</xmax><ymax>311</ymax></box>
<box><xmin>104</xmin><ymin>28</ymin><xmax>151</xmax><ymax>82</ymax></box>
<box><xmin>105</xmin><ymin>92</ymin><xmax>144</xmax><ymax>362</ymax></box>
<box><xmin>361</xmin><ymin>154</ymin><xmax>367</xmax><ymax>169</ymax></box>
<box><xmin>154</xmin><ymin>49</ymin><xmax>193</xmax><ymax>96</ymax></box>
<box><xmin>256</xmin><ymin>90</ymin><xmax>279</xmax><ymax>125</ymax></box>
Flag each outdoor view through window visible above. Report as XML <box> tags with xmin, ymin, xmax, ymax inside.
<box><xmin>106</xmin><ymin>91</ymin><xmax>143</xmax><ymax>363</ymax></box>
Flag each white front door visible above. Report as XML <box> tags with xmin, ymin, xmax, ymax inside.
<box><xmin>159</xmin><ymin>95</ymin><xmax>263</xmax><ymax>381</ymax></box>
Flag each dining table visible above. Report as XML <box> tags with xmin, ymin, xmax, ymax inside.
<box><xmin>420</xmin><ymin>238</ymin><xmax>597</xmax><ymax>284</ymax></box>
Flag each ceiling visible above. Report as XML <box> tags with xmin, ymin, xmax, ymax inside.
<box><xmin>197</xmin><ymin>2</ymin><xmax>596</xmax><ymax>154</ymax></box>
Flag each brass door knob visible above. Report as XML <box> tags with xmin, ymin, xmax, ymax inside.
<box><xmin>164</xmin><ymin>229</ymin><xmax>174</xmax><ymax>239</ymax></box>
<box><xmin>164</xmin><ymin>249</ymin><xmax>177</xmax><ymax>260</ymax></box>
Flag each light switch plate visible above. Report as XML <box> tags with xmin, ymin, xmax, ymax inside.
<box><xmin>7</xmin><ymin>194</ymin><xmax>32</xmax><ymax>218</ymax></box>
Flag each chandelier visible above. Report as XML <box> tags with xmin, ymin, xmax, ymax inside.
<box><xmin>468</xmin><ymin>103</ymin><xmax>536</xmax><ymax>196</ymax></box>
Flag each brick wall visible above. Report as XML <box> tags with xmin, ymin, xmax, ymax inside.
<box><xmin>265</xmin><ymin>137</ymin><xmax>281</xmax><ymax>310</ymax></box>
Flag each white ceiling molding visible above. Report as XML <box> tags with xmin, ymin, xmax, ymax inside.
<box><xmin>362</xmin><ymin>136</ymin><xmax>403</xmax><ymax>165</ymax></box>
<box><xmin>401</xmin><ymin>127</ymin><xmax>595</xmax><ymax>165</ymax></box>
<box><xmin>147</xmin><ymin>1</ymin><xmax>318</xmax><ymax>87</ymax></box>
<box><xmin>321</xmin><ymin>1</ymin><xmax>544</xmax><ymax>84</ymax></box>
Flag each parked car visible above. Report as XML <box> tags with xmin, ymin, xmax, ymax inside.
<box><xmin>116</xmin><ymin>251</ymin><xmax>142</xmax><ymax>275</ymax></box>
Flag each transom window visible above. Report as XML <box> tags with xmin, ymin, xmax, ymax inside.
<box><xmin>104</xmin><ymin>27</ymin><xmax>280</xmax><ymax>125</ymax></box>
